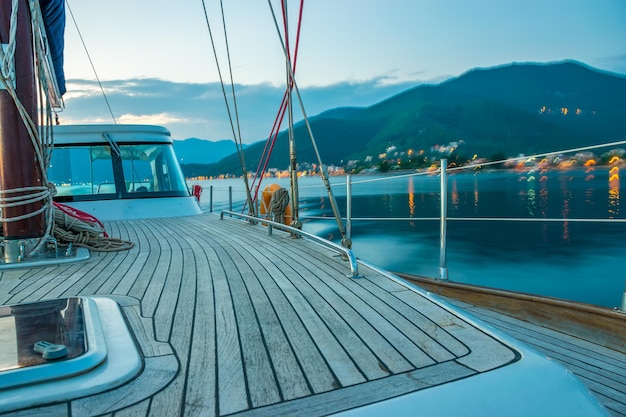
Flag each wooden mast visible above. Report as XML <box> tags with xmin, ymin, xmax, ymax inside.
<box><xmin>0</xmin><ymin>0</ymin><xmax>44</xmax><ymax>255</ymax></box>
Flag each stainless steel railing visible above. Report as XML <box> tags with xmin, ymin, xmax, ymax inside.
<box><xmin>220</xmin><ymin>210</ymin><xmax>360</xmax><ymax>278</ymax></box>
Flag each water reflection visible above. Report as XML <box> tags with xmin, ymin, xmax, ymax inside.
<box><xmin>527</xmin><ymin>175</ymin><xmax>536</xmax><ymax>216</ymax></box>
<box><xmin>559</xmin><ymin>176</ymin><xmax>572</xmax><ymax>243</ymax></box>
<box><xmin>408</xmin><ymin>177</ymin><xmax>415</xmax><ymax>226</ymax></box>
<box><xmin>450</xmin><ymin>177</ymin><xmax>459</xmax><ymax>210</ymax></box>
<box><xmin>608</xmin><ymin>166</ymin><xmax>620</xmax><ymax>218</ymax></box>
<box><xmin>473</xmin><ymin>176</ymin><xmax>479</xmax><ymax>214</ymax></box>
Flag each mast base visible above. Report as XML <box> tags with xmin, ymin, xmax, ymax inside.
<box><xmin>0</xmin><ymin>239</ymin><xmax>90</xmax><ymax>270</ymax></box>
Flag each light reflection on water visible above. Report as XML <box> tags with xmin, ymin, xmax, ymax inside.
<box><xmin>194</xmin><ymin>167</ymin><xmax>625</xmax><ymax>308</ymax></box>
<box><xmin>609</xmin><ymin>166</ymin><xmax>620</xmax><ymax>219</ymax></box>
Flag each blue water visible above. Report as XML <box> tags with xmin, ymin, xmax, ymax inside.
<box><xmin>194</xmin><ymin>167</ymin><xmax>626</xmax><ymax>308</ymax></box>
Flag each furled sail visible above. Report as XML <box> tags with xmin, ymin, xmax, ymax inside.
<box><xmin>39</xmin><ymin>0</ymin><xmax>65</xmax><ymax>95</ymax></box>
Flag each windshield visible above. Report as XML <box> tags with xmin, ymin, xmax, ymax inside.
<box><xmin>49</xmin><ymin>143</ymin><xmax>189</xmax><ymax>201</ymax></box>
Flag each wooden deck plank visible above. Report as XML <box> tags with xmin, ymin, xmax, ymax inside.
<box><xmin>212</xmin><ymin>243</ymin><xmax>282</xmax><ymax>409</ymax></box>
<box><xmin>201</xmin><ymin>231</ymin><xmax>339</xmax><ymax>395</ymax></box>
<box><xmin>149</xmin><ymin>246</ymin><xmax>198</xmax><ymax>417</ymax></box>
<box><xmin>208</xmin><ymin>223</ymin><xmax>368</xmax><ymax>389</ymax></box>
<box><xmin>209</xmin><ymin>217</ymin><xmax>519</xmax><ymax>375</ymax></box>
<box><xmin>180</xmin><ymin>236</ymin><xmax>218</xmax><ymax>417</ymax></box>
<box><xmin>71</xmin><ymin>355</ymin><xmax>178</xmax><ymax>416</ymax></box>
<box><xmin>199</xmin><ymin>219</ymin><xmax>365</xmax><ymax>386</ymax></box>
<box><xmin>153</xmin><ymin>238</ymin><xmax>185</xmax><ymax>342</ymax></box>
<box><xmin>356</xmin><ymin>269</ymin><xmax>472</xmax><ymax>359</ymax></box>
<box><xmin>0</xmin><ymin>264</ymin><xmax>70</xmax><ymax>304</ymax></box>
<box><xmin>258</xmin><ymin>237</ymin><xmax>455</xmax><ymax>367</ymax></box>
<box><xmin>79</xmin><ymin>249</ymin><xmax>132</xmax><ymax>296</ymax></box>
<box><xmin>248</xmin><ymin>243</ymin><xmax>398</xmax><ymax>381</ymax></box>
<box><xmin>392</xmin><ymin>285</ymin><xmax>517</xmax><ymax>372</ymax></box>
<box><xmin>210</xmin><ymin>241</ymin><xmax>248</xmax><ymax>415</ymax></box>
<box><xmin>119</xmin><ymin>302</ymin><xmax>173</xmax><ymax>357</ymax></box>
<box><xmin>259</xmin><ymin>244</ymin><xmax>425</xmax><ymax>374</ymax></box>
<box><xmin>125</xmin><ymin>220</ymin><xmax>164</xmax><ymax>300</ymax></box>
<box><xmin>111</xmin><ymin>399</ymin><xmax>150</xmax><ymax>417</ymax></box>
<box><xmin>39</xmin><ymin>259</ymin><xmax>106</xmax><ymax>300</ymax></box>
<box><xmin>136</xmin><ymin>220</ymin><xmax>173</xmax><ymax>319</ymax></box>
<box><xmin>231</xmin><ymin>361</ymin><xmax>475</xmax><ymax>417</ymax></box>
<box><xmin>197</xmin><ymin>235</ymin><xmax>313</xmax><ymax>403</ymax></box>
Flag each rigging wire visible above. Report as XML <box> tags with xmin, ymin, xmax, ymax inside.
<box><xmin>65</xmin><ymin>0</ymin><xmax>116</xmax><ymax>124</ymax></box>
<box><xmin>200</xmin><ymin>0</ymin><xmax>255</xmax><ymax>215</ymax></box>
<box><xmin>248</xmin><ymin>0</ymin><xmax>305</xmax><ymax>212</ymax></box>
<box><xmin>266</xmin><ymin>0</ymin><xmax>350</xmax><ymax>247</ymax></box>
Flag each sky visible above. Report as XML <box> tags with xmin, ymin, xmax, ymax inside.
<box><xmin>59</xmin><ymin>0</ymin><xmax>626</xmax><ymax>143</ymax></box>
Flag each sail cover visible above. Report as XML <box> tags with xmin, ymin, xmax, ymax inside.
<box><xmin>39</xmin><ymin>0</ymin><xmax>65</xmax><ymax>95</ymax></box>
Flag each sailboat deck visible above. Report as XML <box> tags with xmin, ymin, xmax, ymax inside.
<box><xmin>0</xmin><ymin>213</ymin><xmax>518</xmax><ymax>417</ymax></box>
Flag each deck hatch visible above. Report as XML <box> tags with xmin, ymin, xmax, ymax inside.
<box><xmin>0</xmin><ymin>297</ymin><xmax>107</xmax><ymax>390</ymax></box>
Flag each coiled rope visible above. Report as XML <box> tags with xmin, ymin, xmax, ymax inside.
<box><xmin>53</xmin><ymin>203</ymin><xmax>134</xmax><ymax>252</ymax></box>
<box><xmin>269</xmin><ymin>187</ymin><xmax>289</xmax><ymax>223</ymax></box>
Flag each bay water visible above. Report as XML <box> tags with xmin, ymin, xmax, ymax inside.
<box><xmin>194</xmin><ymin>167</ymin><xmax>625</xmax><ymax>308</ymax></box>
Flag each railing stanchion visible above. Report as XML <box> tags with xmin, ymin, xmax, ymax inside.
<box><xmin>346</xmin><ymin>174</ymin><xmax>352</xmax><ymax>241</ymax></box>
<box><xmin>229</xmin><ymin>186</ymin><xmax>233</xmax><ymax>214</ymax></box>
<box><xmin>209</xmin><ymin>185</ymin><xmax>213</xmax><ymax>213</ymax></box>
<box><xmin>439</xmin><ymin>159</ymin><xmax>449</xmax><ymax>280</ymax></box>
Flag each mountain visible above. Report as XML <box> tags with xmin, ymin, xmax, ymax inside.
<box><xmin>190</xmin><ymin>61</ymin><xmax>626</xmax><ymax>176</ymax></box>
<box><xmin>172</xmin><ymin>138</ymin><xmax>243</xmax><ymax>164</ymax></box>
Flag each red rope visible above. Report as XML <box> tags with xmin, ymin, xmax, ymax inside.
<box><xmin>53</xmin><ymin>202</ymin><xmax>109</xmax><ymax>237</ymax></box>
<box><xmin>247</xmin><ymin>0</ymin><xmax>305</xmax><ymax>212</ymax></box>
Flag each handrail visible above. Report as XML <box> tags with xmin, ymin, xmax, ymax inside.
<box><xmin>220</xmin><ymin>210</ymin><xmax>360</xmax><ymax>278</ymax></box>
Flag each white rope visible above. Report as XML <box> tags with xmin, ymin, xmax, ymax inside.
<box><xmin>0</xmin><ymin>0</ymin><xmax>58</xmax><ymax>256</ymax></box>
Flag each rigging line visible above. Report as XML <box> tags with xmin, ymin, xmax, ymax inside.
<box><xmin>218</xmin><ymin>0</ymin><xmax>255</xmax><ymax>215</ymax></box>
<box><xmin>267</xmin><ymin>0</ymin><xmax>349</xmax><ymax>245</ymax></box>
<box><xmin>347</xmin><ymin>139</ymin><xmax>626</xmax><ymax>186</ymax></box>
<box><xmin>446</xmin><ymin>139</ymin><xmax>626</xmax><ymax>174</ymax></box>
<box><xmin>200</xmin><ymin>0</ymin><xmax>255</xmax><ymax>215</ymax></box>
<box><xmin>248</xmin><ymin>1</ymin><xmax>304</xmax><ymax>211</ymax></box>
<box><xmin>250</xmin><ymin>90</ymin><xmax>288</xmax><ymax>204</ymax></box>
<box><xmin>218</xmin><ymin>0</ymin><xmax>243</xmax><ymax>157</ymax></box>
<box><xmin>65</xmin><ymin>0</ymin><xmax>116</xmax><ymax>124</ymax></box>
<box><xmin>250</xmin><ymin>0</ymin><xmax>305</xmax><ymax>206</ymax></box>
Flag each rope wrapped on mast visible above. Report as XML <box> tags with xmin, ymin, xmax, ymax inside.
<box><xmin>0</xmin><ymin>0</ymin><xmax>58</xmax><ymax>256</ymax></box>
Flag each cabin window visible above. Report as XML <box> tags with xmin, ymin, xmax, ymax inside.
<box><xmin>48</xmin><ymin>146</ymin><xmax>117</xmax><ymax>197</ymax></box>
<box><xmin>118</xmin><ymin>144</ymin><xmax>188</xmax><ymax>194</ymax></box>
<box><xmin>50</xmin><ymin>142</ymin><xmax>189</xmax><ymax>202</ymax></box>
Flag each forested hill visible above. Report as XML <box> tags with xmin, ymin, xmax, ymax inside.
<box><xmin>183</xmin><ymin>60</ymin><xmax>626</xmax><ymax>177</ymax></box>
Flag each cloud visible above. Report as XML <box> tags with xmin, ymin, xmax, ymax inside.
<box><xmin>58</xmin><ymin>77</ymin><xmax>421</xmax><ymax>143</ymax></box>
<box><xmin>116</xmin><ymin>113</ymin><xmax>186</xmax><ymax>125</ymax></box>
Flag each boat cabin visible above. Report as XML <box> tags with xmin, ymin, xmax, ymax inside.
<box><xmin>49</xmin><ymin>124</ymin><xmax>202</xmax><ymax>220</ymax></box>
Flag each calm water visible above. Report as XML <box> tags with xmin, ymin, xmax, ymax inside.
<box><xmin>194</xmin><ymin>167</ymin><xmax>626</xmax><ymax>308</ymax></box>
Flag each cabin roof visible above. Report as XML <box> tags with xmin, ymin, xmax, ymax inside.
<box><xmin>52</xmin><ymin>124</ymin><xmax>172</xmax><ymax>145</ymax></box>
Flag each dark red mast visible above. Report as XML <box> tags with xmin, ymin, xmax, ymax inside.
<box><xmin>0</xmin><ymin>0</ymin><xmax>45</xmax><ymax>246</ymax></box>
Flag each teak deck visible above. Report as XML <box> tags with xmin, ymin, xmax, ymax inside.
<box><xmin>0</xmin><ymin>213</ymin><xmax>621</xmax><ymax>416</ymax></box>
